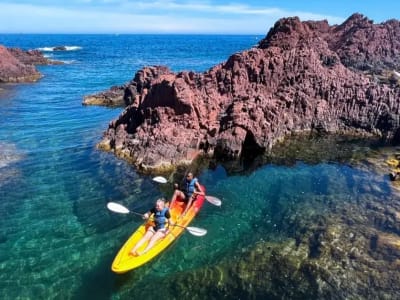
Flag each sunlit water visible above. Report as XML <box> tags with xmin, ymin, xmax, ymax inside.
<box><xmin>0</xmin><ymin>35</ymin><xmax>397</xmax><ymax>299</ymax></box>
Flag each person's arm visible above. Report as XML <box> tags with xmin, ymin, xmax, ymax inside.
<box><xmin>184</xmin><ymin>181</ymin><xmax>204</xmax><ymax>215</ymax></box>
<box><xmin>166</xmin><ymin>209</ymin><xmax>174</xmax><ymax>227</ymax></box>
<box><xmin>143</xmin><ymin>208</ymin><xmax>155</xmax><ymax>220</ymax></box>
<box><xmin>193</xmin><ymin>181</ymin><xmax>204</xmax><ymax>196</ymax></box>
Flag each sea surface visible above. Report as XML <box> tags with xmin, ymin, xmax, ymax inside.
<box><xmin>0</xmin><ymin>34</ymin><xmax>398</xmax><ymax>299</ymax></box>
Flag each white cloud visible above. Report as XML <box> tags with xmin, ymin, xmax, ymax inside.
<box><xmin>0</xmin><ymin>1</ymin><xmax>345</xmax><ymax>33</ymax></box>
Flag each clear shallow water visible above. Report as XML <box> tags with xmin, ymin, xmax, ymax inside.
<box><xmin>0</xmin><ymin>34</ymin><xmax>396</xmax><ymax>299</ymax></box>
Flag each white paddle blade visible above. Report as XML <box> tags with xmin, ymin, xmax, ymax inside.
<box><xmin>186</xmin><ymin>226</ymin><xmax>207</xmax><ymax>236</ymax></box>
<box><xmin>153</xmin><ymin>176</ymin><xmax>168</xmax><ymax>184</ymax></box>
<box><xmin>107</xmin><ymin>202</ymin><xmax>130</xmax><ymax>214</ymax></box>
<box><xmin>206</xmin><ymin>196</ymin><xmax>222</xmax><ymax>206</ymax></box>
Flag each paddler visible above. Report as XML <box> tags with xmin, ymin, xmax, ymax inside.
<box><xmin>129</xmin><ymin>198</ymin><xmax>173</xmax><ymax>256</ymax></box>
<box><xmin>170</xmin><ymin>172</ymin><xmax>204</xmax><ymax>215</ymax></box>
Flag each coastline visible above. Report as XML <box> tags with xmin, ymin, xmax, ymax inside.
<box><xmin>1</xmin><ymin>31</ymin><xmax>400</xmax><ymax>299</ymax></box>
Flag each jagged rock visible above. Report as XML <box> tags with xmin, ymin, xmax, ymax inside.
<box><xmin>91</xmin><ymin>13</ymin><xmax>400</xmax><ymax>172</ymax></box>
<box><xmin>83</xmin><ymin>85</ymin><xmax>126</xmax><ymax>106</ymax></box>
<box><xmin>328</xmin><ymin>13</ymin><xmax>400</xmax><ymax>72</ymax></box>
<box><xmin>0</xmin><ymin>45</ymin><xmax>41</xmax><ymax>83</ymax></box>
<box><xmin>7</xmin><ymin>48</ymin><xmax>62</xmax><ymax>65</ymax></box>
<box><xmin>0</xmin><ymin>45</ymin><xmax>61</xmax><ymax>83</ymax></box>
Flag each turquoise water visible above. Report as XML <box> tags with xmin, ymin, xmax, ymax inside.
<box><xmin>0</xmin><ymin>35</ymin><xmax>396</xmax><ymax>299</ymax></box>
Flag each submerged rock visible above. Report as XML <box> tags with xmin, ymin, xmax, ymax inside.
<box><xmin>0</xmin><ymin>142</ymin><xmax>23</xmax><ymax>169</ymax></box>
<box><xmin>0</xmin><ymin>142</ymin><xmax>23</xmax><ymax>188</ymax></box>
<box><xmin>136</xmin><ymin>188</ymin><xmax>400</xmax><ymax>299</ymax></box>
<box><xmin>53</xmin><ymin>46</ymin><xmax>67</xmax><ymax>51</ymax></box>
<box><xmin>111</xmin><ymin>140</ymin><xmax>400</xmax><ymax>299</ymax></box>
<box><xmin>90</xmin><ymin>13</ymin><xmax>400</xmax><ymax>172</ymax></box>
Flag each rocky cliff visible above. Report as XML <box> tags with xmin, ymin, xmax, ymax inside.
<box><xmin>0</xmin><ymin>46</ymin><xmax>60</xmax><ymax>83</ymax></box>
<box><xmin>93</xmin><ymin>13</ymin><xmax>400</xmax><ymax>172</ymax></box>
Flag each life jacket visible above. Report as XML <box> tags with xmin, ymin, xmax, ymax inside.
<box><xmin>185</xmin><ymin>178</ymin><xmax>198</xmax><ymax>198</ymax></box>
<box><xmin>154</xmin><ymin>207</ymin><xmax>169</xmax><ymax>230</ymax></box>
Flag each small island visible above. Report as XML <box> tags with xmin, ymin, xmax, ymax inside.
<box><xmin>87</xmin><ymin>13</ymin><xmax>400</xmax><ymax>173</ymax></box>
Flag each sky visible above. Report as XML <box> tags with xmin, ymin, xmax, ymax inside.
<box><xmin>0</xmin><ymin>0</ymin><xmax>400</xmax><ymax>34</ymax></box>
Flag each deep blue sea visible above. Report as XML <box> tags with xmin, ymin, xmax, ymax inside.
<box><xmin>0</xmin><ymin>34</ymin><xmax>396</xmax><ymax>299</ymax></box>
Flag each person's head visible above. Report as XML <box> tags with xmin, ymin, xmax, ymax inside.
<box><xmin>186</xmin><ymin>172</ymin><xmax>193</xmax><ymax>181</ymax></box>
<box><xmin>155</xmin><ymin>198</ymin><xmax>166</xmax><ymax>211</ymax></box>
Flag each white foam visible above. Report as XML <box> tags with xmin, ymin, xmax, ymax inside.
<box><xmin>37</xmin><ymin>47</ymin><xmax>55</xmax><ymax>52</ymax></box>
<box><xmin>64</xmin><ymin>46</ymin><xmax>82</xmax><ymax>51</ymax></box>
<box><xmin>59</xmin><ymin>60</ymin><xmax>76</xmax><ymax>64</ymax></box>
<box><xmin>36</xmin><ymin>46</ymin><xmax>82</xmax><ymax>52</ymax></box>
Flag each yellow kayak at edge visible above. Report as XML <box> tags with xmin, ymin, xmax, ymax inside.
<box><xmin>111</xmin><ymin>192</ymin><xmax>206</xmax><ymax>273</ymax></box>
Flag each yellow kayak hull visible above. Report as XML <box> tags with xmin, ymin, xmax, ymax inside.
<box><xmin>111</xmin><ymin>192</ymin><xmax>205</xmax><ymax>273</ymax></box>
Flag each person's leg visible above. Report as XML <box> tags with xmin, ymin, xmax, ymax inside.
<box><xmin>183</xmin><ymin>194</ymin><xmax>198</xmax><ymax>216</ymax></box>
<box><xmin>130</xmin><ymin>228</ymin><xmax>155</xmax><ymax>255</ymax></box>
<box><xmin>138</xmin><ymin>229</ymin><xmax>167</xmax><ymax>255</ymax></box>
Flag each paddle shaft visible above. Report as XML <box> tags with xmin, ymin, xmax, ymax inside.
<box><xmin>130</xmin><ymin>213</ymin><xmax>186</xmax><ymax>230</ymax></box>
<box><xmin>129</xmin><ymin>211</ymin><xmax>204</xmax><ymax>235</ymax></box>
<box><xmin>173</xmin><ymin>223</ymin><xmax>189</xmax><ymax>230</ymax></box>
<box><xmin>129</xmin><ymin>211</ymin><xmax>146</xmax><ymax>217</ymax></box>
<box><xmin>107</xmin><ymin>202</ymin><xmax>207</xmax><ymax>236</ymax></box>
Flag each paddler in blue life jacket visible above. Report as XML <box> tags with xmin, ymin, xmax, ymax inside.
<box><xmin>170</xmin><ymin>172</ymin><xmax>204</xmax><ymax>216</ymax></box>
<box><xmin>129</xmin><ymin>198</ymin><xmax>173</xmax><ymax>256</ymax></box>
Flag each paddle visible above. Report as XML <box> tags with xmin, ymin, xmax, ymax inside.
<box><xmin>152</xmin><ymin>176</ymin><xmax>222</xmax><ymax>206</ymax></box>
<box><xmin>106</xmin><ymin>202</ymin><xmax>207</xmax><ymax>236</ymax></box>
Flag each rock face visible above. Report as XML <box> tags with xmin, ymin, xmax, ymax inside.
<box><xmin>83</xmin><ymin>85</ymin><xmax>126</xmax><ymax>106</ymax></box>
<box><xmin>0</xmin><ymin>45</ymin><xmax>41</xmax><ymax>83</ymax></box>
<box><xmin>0</xmin><ymin>45</ymin><xmax>60</xmax><ymax>83</ymax></box>
<box><xmin>8</xmin><ymin>48</ymin><xmax>62</xmax><ymax>66</ymax></box>
<box><xmin>95</xmin><ymin>13</ymin><xmax>400</xmax><ymax>172</ymax></box>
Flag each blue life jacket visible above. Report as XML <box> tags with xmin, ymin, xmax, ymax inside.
<box><xmin>154</xmin><ymin>207</ymin><xmax>169</xmax><ymax>230</ymax></box>
<box><xmin>185</xmin><ymin>178</ymin><xmax>198</xmax><ymax>198</ymax></box>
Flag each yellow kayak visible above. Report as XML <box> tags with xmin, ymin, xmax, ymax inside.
<box><xmin>111</xmin><ymin>190</ymin><xmax>206</xmax><ymax>273</ymax></box>
<box><xmin>387</xmin><ymin>158</ymin><xmax>399</xmax><ymax>167</ymax></box>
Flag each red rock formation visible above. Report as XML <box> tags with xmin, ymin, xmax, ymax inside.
<box><xmin>8</xmin><ymin>48</ymin><xmax>62</xmax><ymax>66</ymax></box>
<box><xmin>95</xmin><ymin>14</ymin><xmax>400</xmax><ymax>172</ymax></box>
<box><xmin>0</xmin><ymin>45</ymin><xmax>60</xmax><ymax>83</ymax></box>
<box><xmin>0</xmin><ymin>45</ymin><xmax>42</xmax><ymax>83</ymax></box>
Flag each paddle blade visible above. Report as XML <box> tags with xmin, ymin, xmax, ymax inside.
<box><xmin>186</xmin><ymin>226</ymin><xmax>207</xmax><ymax>236</ymax></box>
<box><xmin>206</xmin><ymin>196</ymin><xmax>222</xmax><ymax>206</ymax></box>
<box><xmin>153</xmin><ymin>176</ymin><xmax>168</xmax><ymax>184</ymax></box>
<box><xmin>107</xmin><ymin>202</ymin><xmax>130</xmax><ymax>214</ymax></box>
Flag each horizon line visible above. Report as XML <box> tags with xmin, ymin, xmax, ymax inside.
<box><xmin>0</xmin><ymin>32</ymin><xmax>267</xmax><ymax>35</ymax></box>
